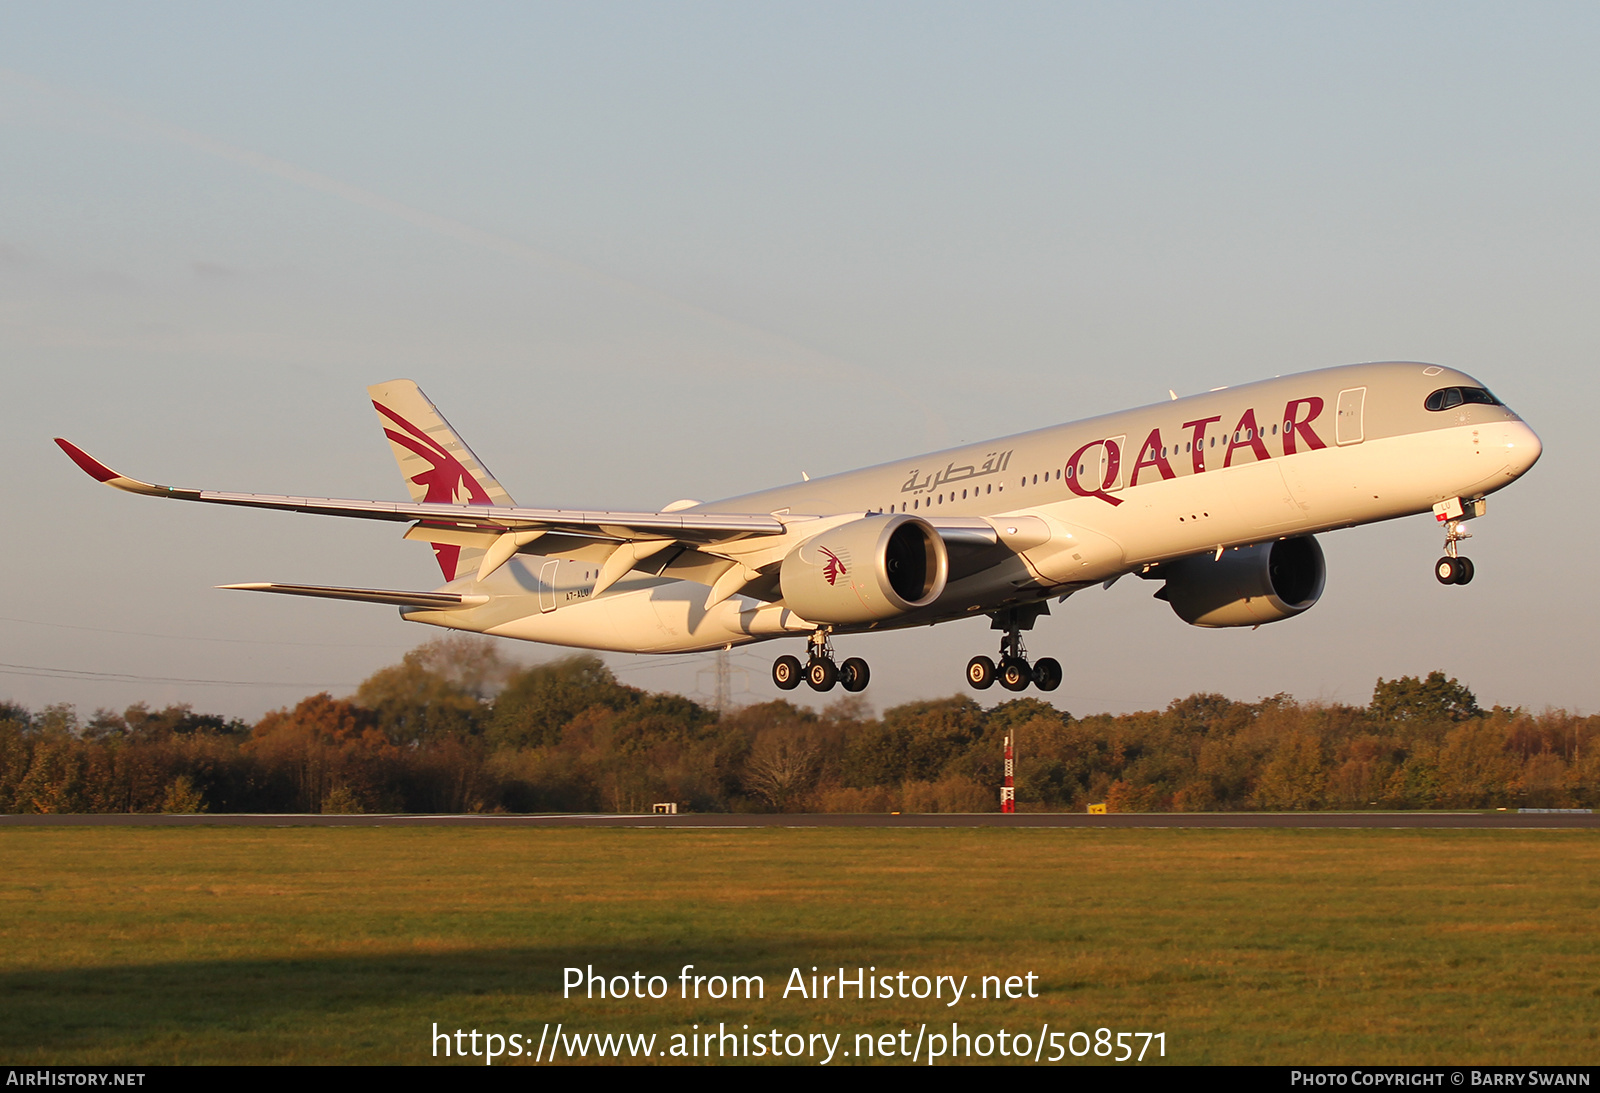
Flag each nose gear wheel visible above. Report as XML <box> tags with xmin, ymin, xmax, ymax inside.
<box><xmin>1435</xmin><ymin>515</ymin><xmax>1476</xmax><ymax>585</ymax></box>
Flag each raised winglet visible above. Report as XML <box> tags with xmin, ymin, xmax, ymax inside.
<box><xmin>53</xmin><ymin>439</ymin><xmax>199</xmax><ymax>500</ymax></box>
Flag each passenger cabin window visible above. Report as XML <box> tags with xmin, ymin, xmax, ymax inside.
<box><xmin>1425</xmin><ymin>386</ymin><xmax>1501</xmax><ymax>411</ymax></box>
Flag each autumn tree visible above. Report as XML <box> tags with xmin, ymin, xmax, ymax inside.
<box><xmin>1370</xmin><ymin>672</ymin><xmax>1482</xmax><ymax>725</ymax></box>
<box><xmin>742</xmin><ymin>733</ymin><xmax>821</xmax><ymax>810</ymax></box>
<box><xmin>844</xmin><ymin>696</ymin><xmax>987</xmax><ymax>787</ymax></box>
<box><xmin>487</xmin><ymin>654</ymin><xmax>639</xmax><ymax>749</ymax></box>
<box><xmin>247</xmin><ymin>693</ymin><xmax>399</xmax><ymax>812</ymax></box>
<box><xmin>355</xmin><ymin>635</ymin><xmax>509</xmax><ymax>743</ymax></box>
<box><xmin>1251</xmin><ymin>733</ymin><xmax>1328</xmax><ymax>810</ymax></box>
<box><xmin>0</xmin><ymin>705</ymin><xmax>32</xmax><ymax>813</ymax></box>
<box><xmin>12</xmin><ymin>706</ymin><xmax>88</xmax><ymax>814</ymax></box>
<box><xmin>1434</xmin><ymin>720</ymin><xmax>1519</xmax><ymax>807</ymax></box>
<box><xmin>549</xmin><ymin>692</ymin><xmax>733</xmax><ymax>812</ymax></box>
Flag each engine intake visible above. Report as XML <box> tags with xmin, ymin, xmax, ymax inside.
<box><xmin>779</xmin><ymin>515</ymin><xmax>948</xmax><ymax>625</ymax></box>
<box><xmin>1156</xmin><ymin>535</ymin><xmax>1325</xmax><ymax>628</ymax></box>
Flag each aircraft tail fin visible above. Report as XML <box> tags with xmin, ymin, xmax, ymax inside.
<box><xmin>367</xmin><ymin>380</ymin><xmax>517</xmax><ymax>581</ymax></box>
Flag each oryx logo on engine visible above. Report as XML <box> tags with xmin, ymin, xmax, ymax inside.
<box><xmin>820</xmin><ymin>547</ymin><xmax>848</xmax><ymax>586</ymax></box>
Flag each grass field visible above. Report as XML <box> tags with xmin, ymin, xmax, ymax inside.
<box><xmin>2</xmin><ymin>827</ymin><xmax>1597</xmax><ymax>1065</ymax></box>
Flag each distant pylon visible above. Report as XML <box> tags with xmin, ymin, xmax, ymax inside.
<box><xmin>1001</xmin><ymin>730</ymin><xmax>1016</xmax><ymax>813</ymax></box>
<box><xmin>714</xmin><ymin>646</ymin><xmax>731</xmax><ymax>714</ymax></box>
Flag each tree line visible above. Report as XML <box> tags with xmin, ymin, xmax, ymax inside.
<box><xmin>2</xmin><ymin>638</ymin><xmax>1594</xmax><ymax>814</ymax></box>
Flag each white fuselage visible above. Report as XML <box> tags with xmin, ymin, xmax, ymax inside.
<box><xmin>406</xmin><ymin>362</ymin><xmax>1541</xmax><ymax>653</ymax></box>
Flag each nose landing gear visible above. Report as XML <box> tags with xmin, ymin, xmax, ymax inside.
<box><xmin>772</xmin><ymin>630</ymin><xmax>870</xmax><ymax>693</ymax></box>
<box><xmin>1432</xmin><ymin>497</ymin><xmax>1482</xmax><ymax>586</ymax></box>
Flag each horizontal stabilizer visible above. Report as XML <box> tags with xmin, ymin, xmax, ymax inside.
<box><xmin>217</xmin><ymin>583</ymin><xmax>490</xmax><ymax>609</ymax></box>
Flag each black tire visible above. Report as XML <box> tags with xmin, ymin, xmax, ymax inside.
<box><xmin>840</xmin><ymin>657</ymin><xmax>870</xmax><ymax>693</ymax></box>
<box><xmin>772</xmin><ymin>655</ymin><xmax>802</xmax><ymax>691</ymax></box>
<box><xmin>1454</xmin><ymin>556</ymin><xmax>1475</xmax><ymax>585</ymax></box>
<box><xmin>1033</xmin><ymin>657</ymin><xmax>1062</xmax><ymax>692</ymax></box>
<box><xmin>1435</xmin><ymin>557</ymin><xmax>1459</xmax><ymax>584</ymax></box>
<box><xmin>807</xmin><ymin>657</ymin><xmax>838</xmax><ymax>692</ymax></box>
<box><xmin>999</xmin><ymin>657</ymin><xmax>1032</xmax><ymax>692</ymax></box>
<box><xmin>966</xmin><ymin>655</ymin><xmax>996</xmax><ymax>690</ymax></box>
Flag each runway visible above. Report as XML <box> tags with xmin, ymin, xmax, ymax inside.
<box><xmin>3</xmin><ymin>811</ymin><xmax>1596</xmax><ymax>829</ymax></box>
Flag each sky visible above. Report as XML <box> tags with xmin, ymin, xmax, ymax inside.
<box><xmin>2</xmin><ymin>2</ymin><xmax>1597</xmax><ymax>722</ymax></box>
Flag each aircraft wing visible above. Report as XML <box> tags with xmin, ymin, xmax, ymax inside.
<box><xmin>54</xmin><ymin>438</ymin><xmax>786</xmax><ymax>545</ymax></box>
<box><xmin>56</xmin><ymin>439</ymin><xmax>1043</xmax><ymax>603</ymax></box>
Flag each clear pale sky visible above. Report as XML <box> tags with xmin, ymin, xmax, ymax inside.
<box><xmin>3</xmin><ymin>2</ymin><xmax>1596</xmax><ymax>721</ymax></box>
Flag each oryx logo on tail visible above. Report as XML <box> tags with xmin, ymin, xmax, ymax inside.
<box><xmin>368</xmin><ymin>381</ymin><xmax>515</xmax><ymax>582</ymax></box>
<box><xmin>373</xmin><ymin>403</ymin><xmax>492</xmax><ymax>507</ymax></box>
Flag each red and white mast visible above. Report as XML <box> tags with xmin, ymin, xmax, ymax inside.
<box><xmin>1001</xmin><ymin>730</ymin><xmax>1015</xmax><ymax>814</ymax></box>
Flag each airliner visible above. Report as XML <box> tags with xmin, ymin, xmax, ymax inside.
<box><xmin>55</xmin><ymin>361</ymin><xmax>1541</xmax><ymax>694</ymax></box>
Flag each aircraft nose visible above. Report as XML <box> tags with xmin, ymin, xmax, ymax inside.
<box><xmin>1502</xmin><ymin>420</ymin><xmax>1543</xmax><ymax>478</ymax></box>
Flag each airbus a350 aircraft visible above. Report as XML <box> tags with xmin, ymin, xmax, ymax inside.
<box><xmin>56</xmin><ymin>361</ymin><xmax>1540</xmax><ymax>694</ymax></box>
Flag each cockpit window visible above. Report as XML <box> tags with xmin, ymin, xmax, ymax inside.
<box><xmin>1425</xmin><ymin>386</ymin><xmax>1501</xmax><ymax>411</ymax></box>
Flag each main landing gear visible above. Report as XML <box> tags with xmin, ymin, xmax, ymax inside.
<box><xmin>967</xmin><ymin>610</ymin><xmax>1061</xmax><ymax>693</ymax></box>
<box><xmin>1433</xmin><ymin>498</ymin><xmax>1480</xmax><ymax>586</ymax></box>
<box><xmin>772</xmin><ymin>630</ymin><xmax>870</xmax><ymax>693</ymax></box>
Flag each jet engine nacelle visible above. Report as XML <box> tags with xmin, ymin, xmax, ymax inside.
<box><xmin>780</xmin><ymin>515</ymin><xmax>949</xmax><ymax>626</ymax></box>
<box><xmin>1156</xmin><ymin>535</ymin><xmax>1325</xmax><ymax>628</ymax></box>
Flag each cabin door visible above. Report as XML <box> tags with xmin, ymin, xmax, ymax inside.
<box><xmin>1104</xmin><ymin>435</ymin><xmax>1128</xmax><ymax>491</ymax></box>
<box><xmin>1336</xmin><ymin>387</ymin><xmax>1366</xmax><ymax>446</ymax></box>
<box><xmin>538</xmin><ymin>559</ymin><xmax>560</xmax><ymax>612</ymax></box>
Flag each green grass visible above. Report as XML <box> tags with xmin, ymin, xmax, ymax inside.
<box><xmin>2</xmin><ymin>828</ymin><xmax>1597</xmax><ymax>1064</ymax></box>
